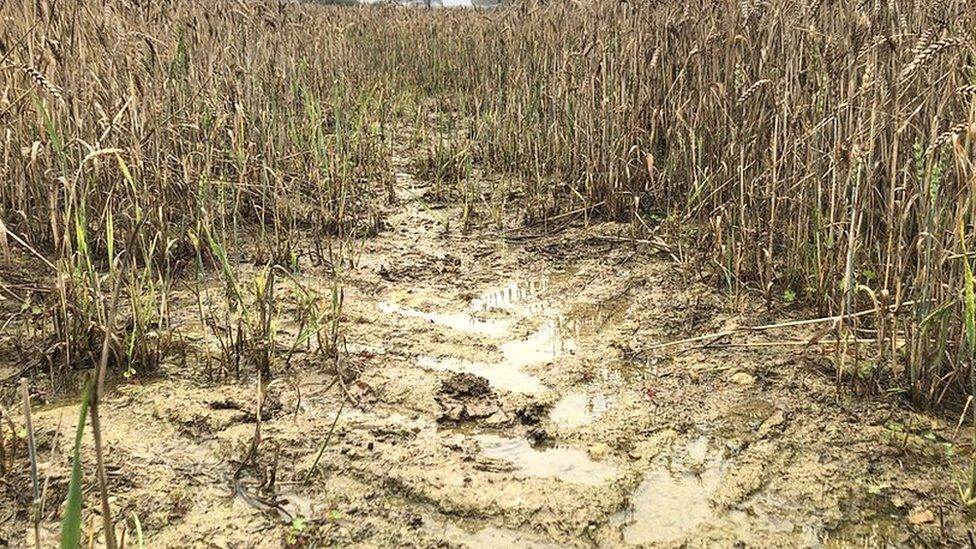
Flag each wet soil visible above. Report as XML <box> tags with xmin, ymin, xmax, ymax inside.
<box><xmin>1</xmin><ymin>131</ymin><xmax>972</xmax><ymax>547</ymax></box>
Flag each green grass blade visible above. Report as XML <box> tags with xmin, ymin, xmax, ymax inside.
<box><xmin>60</xmin><ymin>382</ymin><xmax>92</xmax><ymax>549</ymax></box>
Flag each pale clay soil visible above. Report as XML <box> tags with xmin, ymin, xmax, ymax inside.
<box><xmin>1</xmin><ymin>133</ymin><xmax>973</xmax><ymax>548</ymax></box>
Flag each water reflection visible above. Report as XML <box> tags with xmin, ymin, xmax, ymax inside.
<box><xmin>550</xmin><ymin>391</ymin><xmax>613</xmax><ymax>429</ymax></box>
<box><xmin>384</xmin><ymin>276</ymin><xmax>631</xmax><ymax>396</ymax></box>
<box><xmin>417</xmin><ymin>354</ymin><xmax>547</xmax><ymax>394</ymax></box>
<box><xmin>470</xmin><ymin>278</ymin><xmax>549</xmax><ymax>311</ymax></box>
<box><xmin>475</xmin><ymin>434</ymin><xmax>618</xmax><ymax>486</ymax></box>
<box><xmin>378</xmin><ymin>300</ymin><xmax>510</xmax><ymax>337</ymax></box>
<box><xmin>613</xmin><ymin>437</ymin><xmax>726</xmax><ymax>544</ymax></box>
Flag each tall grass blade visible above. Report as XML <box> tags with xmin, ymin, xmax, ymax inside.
<box><xmin>60</xmin><ymin>382</ymin><xmax>92</xmax><ymax>549</ymax></box>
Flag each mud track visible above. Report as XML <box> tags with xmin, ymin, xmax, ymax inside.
<box><xmin>2</xmin><ymin>132</ymin><xmax>971</xmax><ymax>548</ymax></box>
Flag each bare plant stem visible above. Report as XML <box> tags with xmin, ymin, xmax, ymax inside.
<box><xmin>20</xmin><ymin>380</ymin><xmax>40</xmax><ymax>549</ymax></box>
<box><xmin>88</xmin><ymin>259</ymin><xmax>126</xmax><ymax>549</ymax></box>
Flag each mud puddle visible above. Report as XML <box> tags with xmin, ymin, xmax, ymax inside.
<box><xmin>381</xmin><ymin>275</ymin><xmax>628</xmax><ymax>511</ymax></box>
<box><xmin>612</xmin><ymin>435</ymin><xmax>834</xmax><ymax>546</ymax></box>
<box><xmin>469</xmin><ymin>277</ymin><xmax>551</xmax><ymax>312</ymax></box>
<box><xmin>382</xmin><ymin>275</ymin><xmax>629</xmax><ymax>399</ymax></box>
<box><xmin>418</xmin><ymin>354</ymin><xmax>547</xmax><ymax>394</ymax></box>
<box><xmin>378</xmin><ymin>300</ymin><xmax>510</xmax><ymax>337</ymax></box>
<box><xmin>419</xmin><ymin>323</ymin><xmax>568</xmax><ymax>394</ymax></box>
<box><xmin>475</xmin><ymin>434</ymin><xmax>618</xmax><ymax>486</ymax></box>
<box><xmin>550</xmin><ymin>390</ymin><xmax>614</xmax><ymax>430</ymax></box>
<box><xmin>612</xmin><ymin>436</ymin><xmax>726</xmax><ymax>544</ymax></box>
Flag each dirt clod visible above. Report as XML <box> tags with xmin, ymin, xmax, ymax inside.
<box><xmin>730</xmin><ymin>372</ymin><xmax>757</xmax><ymax>385</ymax></box>
<box><xmin>435</xmin><ymin>372</ymin><xmax>504</xmax><ymax>425</ymax></box>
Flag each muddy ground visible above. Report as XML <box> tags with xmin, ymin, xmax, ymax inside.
<box><xmin>1</xmin><ymin>134</ymin><xmax>973</xmax><ymax>548</ymax></box>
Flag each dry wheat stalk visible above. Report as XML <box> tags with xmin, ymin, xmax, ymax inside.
<box><xmin>930</xmin><ymin>122</ymin><xmax>970</xmax><ymax>153</ymax></box>
<box><xmin>737</xmin><ymin>79</ymin><xmax>770</xmax><ymax>105</ymax></box>
<box><xmin>20</xmin><ymin>65</ymin><xmax>63</xmax><ymax>102</ymax></box>
<box><xmin>900</xmin><ymin>36</ymin><xmax>966</xmax><ymax>80</ymax></box>
<box><xmin>648</xmin><ymin>46</ymin><xmax>660</xmax><ymax>70</ymax></box>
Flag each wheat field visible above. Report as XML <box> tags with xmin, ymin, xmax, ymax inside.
<box><xmin>1</xmin><ymin>0</ymin><xmax>976</xmax><ymax>545</ymax></box>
